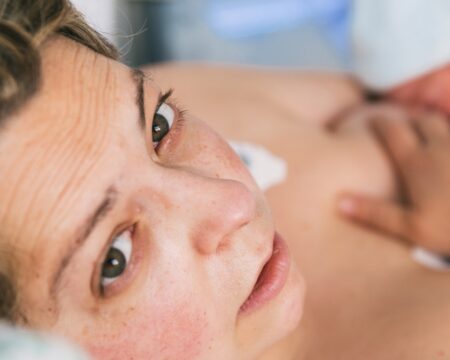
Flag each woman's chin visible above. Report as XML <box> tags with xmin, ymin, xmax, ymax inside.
<box><xmin>273</xmin><ymin>261</ymin><xmax>306</xmax><ymax>337</ymax></box>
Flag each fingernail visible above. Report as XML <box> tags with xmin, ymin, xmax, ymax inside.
<box><xmin>339</xmin><ymin>197</ymin><xmax>357</xmax><ymax>215</ymax></box>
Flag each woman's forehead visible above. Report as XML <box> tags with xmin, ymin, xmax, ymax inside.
<box><xmin>0</xmin><ymin>39</ymin><xmax>139</xmax><ymax>271</ymax></box>
<box><xmin>39</xmin><ymin>38</ymin><xmax>125</xmax><ymax>126</ymax></box>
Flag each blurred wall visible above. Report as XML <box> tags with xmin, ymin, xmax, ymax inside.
<box><xmin>70</xmin><ymin>0</ymin><xmax>118</xmax><ymax>44</ymax></box>
<box><xmin>119</xmin><ymin>0</ymin><xmax>351</xmax><ymax>70</ymax></box>
<box><xmin>69</xmin><ymin>0</ymin><xmax>351</xmax><ymax>71</ymax></box>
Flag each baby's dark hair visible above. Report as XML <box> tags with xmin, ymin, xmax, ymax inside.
<box><xmin>0</xmin><ymin>0</ymin><xmax>118</xmax><ymax>324</ymax></box>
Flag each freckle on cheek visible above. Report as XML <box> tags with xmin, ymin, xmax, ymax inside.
<box><xmin>87</xmin><ymin>302</ymin><xmax>212</xmax><ymax>359</ymax></box>
<box><xmin>151</xmin><ymin>302</ymin><xmax>211</xmax><ymax>359</ymax></box>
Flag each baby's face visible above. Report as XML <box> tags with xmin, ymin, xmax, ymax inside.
<box><xmin>0</xmin><ymin>37</ymin><xmax>305</xmax><ymax>359</ymax></box>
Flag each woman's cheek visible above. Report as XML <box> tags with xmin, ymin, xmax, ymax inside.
<box><xmin>84</xmin><ymin>297</ymin><xmax>214</xmax><ymax>360</ymax></box>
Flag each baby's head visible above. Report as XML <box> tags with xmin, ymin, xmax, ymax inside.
<box><xmin>0</xmin><ymin>1</ymin><xmax>305</xmax><ymax>358</ymax></box>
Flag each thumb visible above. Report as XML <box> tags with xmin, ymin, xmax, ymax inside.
<box><xmin>337</xmin><ymin>194</ymin><xmax>411</xmax><ymax>241</ymax></box>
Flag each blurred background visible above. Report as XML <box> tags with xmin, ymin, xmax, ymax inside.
<box><xmin>71</xmin><ymin>0</ymin><xmax>352</xmax><ymax>71</ymax></box>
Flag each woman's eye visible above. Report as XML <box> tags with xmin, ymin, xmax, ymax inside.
<box><xmin>101</xmin><ymin>228</ymin><xmax>133</xmax><ymax>288</ymax></box>
<box><xmin>152</xmin><ymin>102</ymin><xmax>175</xmax><ymax>147</ymax></box>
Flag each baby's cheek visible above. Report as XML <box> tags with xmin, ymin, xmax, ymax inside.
<box><xmin>87</xmin><ymin>299</ymin><xmax>213</xmax><ymax>360</ymax></box>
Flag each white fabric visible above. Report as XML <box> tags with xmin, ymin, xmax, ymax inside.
<box><xmin>352</xmin><ymin>0</ymin><xmax>450</xmax><ymax>90</ymax></box>
<box><xmin>229</xmin><ymin>141</ymin><xmax>287</xmax><ymax>191</ymax></box>
<box><xmin>0</xmin><ymin>324</ymin><xmax>90</xmax><ymax>360</ymax></box>
<box><xmin>70</xmin><ymin>0</ymin><xmax>117</xmax><ymax>44</ymax></box>
<box><xmin>412</xmin><ymin>247</ymin><xmax>450</xmax><ymax>271</ymax></box>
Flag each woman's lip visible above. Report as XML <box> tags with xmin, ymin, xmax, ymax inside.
<box><xmin>239</xmin><ymin>232</ymin><xmax>290</xmax><ymax>315</ymax></box>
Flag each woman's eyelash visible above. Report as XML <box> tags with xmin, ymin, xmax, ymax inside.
<box><xmin>158</xmin><ymin>88</ymin><xmax>174</xmax><ymax>109</ymax></box>
<box><xmin>156</xmin><ymin>103</ymin><xmax>187</xmax><ymax>150</ymax></box>
<box><xmin>178</xmin><ymin>107</ymin><xmax>188</xmax><ymax>119</ymax></box>
<box><xmin>156</xmin><ymin>88</ymin><xmax>189</xmax><ymax>125</ymax></box>
<box><xmin>168</xmin><ymin>99</ymin><xmax>188</xmax><ymax>134</ymax></box>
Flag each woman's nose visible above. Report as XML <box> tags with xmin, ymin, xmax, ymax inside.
<box><xmin>172</xmin><ymin>174</ymin><xmax>257</xmax><ymax>255</ymax></box>
<box><xmin>193</xmin><ymin>179</ymin><xmax>256</xmax><ymax>254</ymax></box>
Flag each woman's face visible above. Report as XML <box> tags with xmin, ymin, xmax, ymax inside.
<box><xmin>0</xmin><ymin>38</ymin><xmax>305</xmax><ymax>359</ymax></box>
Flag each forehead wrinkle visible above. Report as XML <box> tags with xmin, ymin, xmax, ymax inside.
<box><xmin>8</xmin><ymin>146</ymin><xmax>108</xmax><ymax>277</ymax></box>
<box><xmin>28</xmin><ymin>130</ymin><xmax>115</xmax><ymax>268</ymax></box>
<box><xmin>17</xmin><ymin>107</ymin><xmax>112</xmax><ymax>247</ymax></box>
<box><xmin>3</xmin><ymin>50</ymin><xmax>119</xmax><ymax>270</ymax></box>
<box><xmin>2</xmin><ymin>135</ymin><xmax>114</xmax><ymax>259</ymax></box>
<box><xmin>41</xmin><ymin>39</ymin><xmax>116</xmax><ymax>130</ymax></box>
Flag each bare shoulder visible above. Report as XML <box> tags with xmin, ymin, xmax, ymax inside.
<box><xmin>143</xmin><ymin>62</ymin><xmax>364</xmax><ymax>136</ymax></box>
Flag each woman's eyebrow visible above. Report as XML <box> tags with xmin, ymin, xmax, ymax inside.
<box><xmin>132</xmin><ymin>68</ymin><xmax>146</xmax><ymax>130</ymax></box>
<box><xmin>50</xmin><ymin>187</ymin><xmax>118</xmax><ymax>296</ymax></box>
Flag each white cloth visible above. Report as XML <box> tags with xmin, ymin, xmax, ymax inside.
<box><xmin>0</xmin><ymin>324</ymin><xmax>90</xmax><ymax>360</ymax></box>
<box><xmin>352</xmin><ymin>0</ymin><xmax>450</xmax><ymax>90</ymax></box>
<box><xmin>229</xmin><ymin>141</ymin><xmax>287</xmax><ymax>191</ymax></box>
<box><xmin>411</xmin><ymin>248</ymin><xmax>450</xmax><ymax>271</ymax></box>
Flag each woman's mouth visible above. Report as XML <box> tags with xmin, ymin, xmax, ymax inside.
<box><xmin>239</xmin><ymin>232</ymin><xmax>291</xmax><ymax>315</ymax></box>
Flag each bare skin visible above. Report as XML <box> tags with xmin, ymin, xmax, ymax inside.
<box><xmin>150</xmin><ymin>63</ymin><xmax>450</xmax><ymax>360</ymax></box>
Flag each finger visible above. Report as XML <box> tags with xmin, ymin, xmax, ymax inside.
<box><xmin>405</xmin><ymin>211</ymin><xmax>450</xmax><ymax>255</ymax></box>
<box><xmin>370</xmin><ymin>116</ymin><xmax>421</xmax><ymax>166</ymax></box>
<box><xmin>388</xmin><ymin>77</ymin><xmax>424</xmax><ymax>104</ymax></box>
<box><xmin>338</xmin><ymin>194</ymin><xmax>411</xmax><ymax>241</ymax></box>
<box><xmin>412</xmin><ymin>112</ymin><xmax>449</xmax><ymax>142</ymax></box>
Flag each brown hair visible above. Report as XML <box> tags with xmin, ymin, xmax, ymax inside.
<box><xmin>0</xmin><ymin>0</ymin><xmax>119</xmax><ymax>324</ymax></box>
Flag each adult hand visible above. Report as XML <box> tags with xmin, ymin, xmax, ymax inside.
<box><xmin>338</xmin><ymin>110</ymin><xmax>450</xmax><ymax>255</ymax></box>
